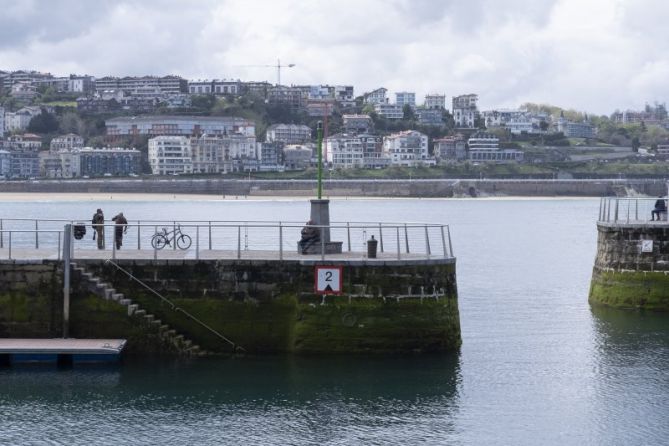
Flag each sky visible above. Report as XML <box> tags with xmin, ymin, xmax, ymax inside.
<box><xmin>1</xmin><ymin>0</ymin><xmax>668</xmax><ymax>115</ymax></box>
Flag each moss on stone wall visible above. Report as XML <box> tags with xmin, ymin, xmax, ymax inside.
<box><xmin>0</xmin><ymin>259</ymin><xmax>461</xmax><ymax>355</ymax></box>
<box><xmin>589</xmin><ymin>268</ymin><xmax>669</xmax><ymax>311</ymax></box>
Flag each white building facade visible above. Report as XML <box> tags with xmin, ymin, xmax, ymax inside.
<box><xmin>148</xmin><ymin>136</ymin><xmax>193</xmax><ymax>175</ymax></box>
<box><xmin>382</xmin><ymin>130</ymin><xmax>433</xmax><ymax>167</ymax></box>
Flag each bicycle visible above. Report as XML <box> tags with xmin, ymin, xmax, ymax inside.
<box><xmin>151</xmin><ymin>224</ymin><xmax>192</xmax><ymax>250</ymax></box>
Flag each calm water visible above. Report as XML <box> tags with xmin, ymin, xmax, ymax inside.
<box><xmin>0</xmin><ymin>196</ymin><xmax>667</xmax><ymax>445</ymax></box>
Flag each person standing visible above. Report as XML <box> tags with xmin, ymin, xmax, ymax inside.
<box><xmin>111</xmin><ymin>212</ymin><xmax>128</xmax><ymax>250</ymax></box>
<box><xmin>91</xmin><ymin>208</ymin><xmax>105</xmax><ymax>250</ymax></box>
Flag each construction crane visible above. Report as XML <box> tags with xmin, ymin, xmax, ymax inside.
<box><xmin>231</xmin><ymin>59</ymin><xmax>296</xmax><ymax>85</ymax></box>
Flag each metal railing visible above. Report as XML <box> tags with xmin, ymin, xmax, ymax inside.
<box><xmin>0</xmin><ymin>218</ymin><xmax>454</xmax><ymax>261</ymax></box>
<box><xmin>599</xmin><ymin>197</ymin><xmax>668</xmax><ymax>223</ymax></box>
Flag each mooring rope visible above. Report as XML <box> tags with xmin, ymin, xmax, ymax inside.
<box><xmin>103</xmin><ymin>258</ymin><xmax>244</xmax><ymax>352</ymax></box>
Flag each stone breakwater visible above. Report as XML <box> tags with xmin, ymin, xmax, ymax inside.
<box><xmin>0</xmin><ymin>258</ymin><xmax>460</xmax><ymax>355</ymax></box>
<box><xmin>589</xmin><ymin>223</ymin><xmax>669</xmax><ymax>311</ymax></box>
<box><xmin>2</xmin><ymin>178</ymin><xmax>667</xmax><ymax>197</ymax></box>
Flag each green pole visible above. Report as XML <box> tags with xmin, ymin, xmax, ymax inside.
<box><xmin>317</xmin><ymin>121</ymin><xmax>323</xmax><ymax>199</ymax></box>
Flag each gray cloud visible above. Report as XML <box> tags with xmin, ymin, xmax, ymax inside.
<box><xmin>0</xmin><ymin>0</ymin><xmax>667</xmax><ymax>114</ymax></box>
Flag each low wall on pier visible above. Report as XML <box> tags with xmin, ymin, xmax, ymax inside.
<box><xmin>589</xmin><ymin>223</ymin><xmax>669</xmax><ymax>310</ymax></box>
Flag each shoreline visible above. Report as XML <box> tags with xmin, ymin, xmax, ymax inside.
<box><xmin>0</xmin><ymin>192</ymin><xmax>603</xmax><ymax>202</ymax></box>
<box><xmin>0</xmin><ymin>178</ymin><xmax>665</xmax><ymax>198</ymax></box>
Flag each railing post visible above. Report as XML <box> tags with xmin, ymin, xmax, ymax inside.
<box><xmin>614</xmin><ymin>199</ymin><xmax>619</xmax><ymax>223</ymax></box>
<box><xmin>57</xmin><ymin>232</ymin><xmax>61</xmax><ymax>261</ymax></box>
<box><xmin>424</xmin><ymin>225</ymin><xmax>431</xmax><ymax>257</ymax></box>
<box><xmin>154</xmin><ymin>225</ymin><xmax>158</xmax><ymax>260</ymax></box>
<box><xmin>447</xmin><ymin>226</ymin><xmax>454</xmax><ymax>257</ymax></box>
<box><xmin>607</xmin><ymin>200</ymin><xmax>611</xmax><ymax>221</ymax></box>
<box><xmin>598</xmin><ymin>198</ymin><xmax>603</xmax><ymax>221</ymax></box>
<box><xmin>404</xmin><ymin>223</ymin><xmax>410</xmax><ymax>253</ymax></box>
<box><xmin>137</xmin><ymin>221</ymin><xmax>141</xmax><ymax>250</ymax></box>
<box><xmin>396</xmin><ymin>227</ymin><xmax>401</xmax><ymax>260</ymax></box>
<box><xmin>196</xmin><ymin>226</ymin><xmax>200</xmax><ymax>260</ymax></box>
<box><xmin>62</xmin><ymin>224</ymin><xmax>72</xmax><ymax>339</ymax></box>
<box><xmin>112</xmin><ymin>226</ymin><xmax>116</xmax><ymax>260</ymax></box>
<box><xmin>320</xmin><ymin>226</ymin><xmax>325</xmax><ymax>261</ymax></box>
<box><xmin>208</xmin><ymin>221</ymin><xmax>212</xmax><ymax>250</ymax></box>
<box><xmin>440</xmin><ymin>226</ymin><xmax>447</xmax><ymax>258</ymax></box>
<box><xmin>35</xmin><ymin>220</ymin><xmax>39</xmax><ymax>249</ymax></box>
<box><xmin>8</xmin><ymin>232</ymin><xmax>11</xmax><ymax>260</ymax></box>
<box><xmin>0</xmin><ymin>219</ymin><xmax>3</xmax><ymax>248</ymax></box>
<box><xmin>173</xmin><ymin>221</ymin><xmax>177</xmax><ymax>250</ymax></box>
<box><xmin>237</xmin><ymin>226</ymin><xmax>241</xmax><ymax>259</ymax></box>
<box><xmin>279</xmin><ymin>222</ymin><xmax>283</xmax><ymax>260</ymax></box>
<box><xmin>635</xmin><ymin>199</ymin><xmax>638</xmax><ymax>221</ymax></box>
<box><xmin>378</xmin><ymin>223</ymin><xmax>384</xmax><ymax>253</ymax></box>
<box><xmin>346</xmin><ymin>222</ymin><xmax>351</xmax><ymax>252</ymax></box>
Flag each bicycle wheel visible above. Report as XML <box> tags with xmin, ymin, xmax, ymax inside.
<box><xmin>177</xmin><ymin>234</ymin><xmax>192</xmax><ymax>250</ymax></box>
<box><xmin>151</xmin><ymin>234</ymin><xmax>168</xmax><ymax>250</ymax></box>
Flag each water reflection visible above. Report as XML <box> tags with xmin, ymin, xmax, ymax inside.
<box><xmin>0</xmin><ymin>355</ymin><xmax>462</xmax><ymax>445</ymax></box>
<box><xmin>590</xmin><ymin>306</ymin><xmax>669</xmax><ymax>444</ymax></box>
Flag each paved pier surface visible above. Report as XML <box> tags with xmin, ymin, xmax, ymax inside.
<box><xmin>0</xmin><ymin>248</ymin><xmax>454</xmax><ymax>265</ymax></box>
<box><xmin>0</xmin><ymin>338</ymin><xmax>126</xmax><ymax>354</ymax></box>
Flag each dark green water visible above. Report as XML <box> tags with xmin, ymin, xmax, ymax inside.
<box><xmin>0</xmin><ymin>197</ymin><xmax>667</xmax><ymax>445</ymax></box>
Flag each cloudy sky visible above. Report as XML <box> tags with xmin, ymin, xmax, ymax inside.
<box><xmin>1</xmin><ymin>0</ymin><xmax>667</xmax><ymax>115</ymax></box>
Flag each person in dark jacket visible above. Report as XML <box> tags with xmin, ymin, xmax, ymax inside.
<box><xmin>651</xmin><ymin>197</ymin><xmax>667</xmax><ymax>221</ymax></box>
<box><xmin>299</xmin><ymin>220</ymin><xmax>320</xmax><ymax>254</ymax></box>
<box><xmin>111</xmin><ymin>212</ymin><xmax>128</xmax><ymax>249</ymax></box>
<box><xmin>92</xmin><ymin>208</ymin><xmax>105</xmax><ymax>249</ymax></box>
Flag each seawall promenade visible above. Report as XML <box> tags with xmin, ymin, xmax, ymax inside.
<box><xmin>1</xmin><ymin>178</ymin><xmax>667</xmax><ymax>197</ymax></box>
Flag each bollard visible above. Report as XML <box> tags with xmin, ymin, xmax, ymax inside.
<box><xmin>367</xmin><ymin>235</ymin><xmax>378</xmax><ymax>259</ymax></box>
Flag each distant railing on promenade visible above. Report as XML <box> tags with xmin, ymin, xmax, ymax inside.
<box><xmin>0</xmin><ymin>218</ymin><xmax>454</xmax><ymax>261</ymax></box>
<box><xmin>598</xmin><ymin>197</ymin><xmax>668</xmax><ymax>223</ymax></box>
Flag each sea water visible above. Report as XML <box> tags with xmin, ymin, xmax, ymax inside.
<box><xmin>0</xmin><ymin>196</ymin><xmax>667</xmax><ymax>445</ymax></box>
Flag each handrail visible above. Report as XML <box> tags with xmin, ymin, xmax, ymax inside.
<box><xmin>0</xmin><ymin>220</ymin><xmax>454</xmax><ymax>260</ymax></box>
<box><xmin>103</xmin><ymin>258</ymin><xmax>243</xmax><ymax>352</ymax></box>
<box><xmin>598</xmin><ymin>197</ymin><xmax>668</xmax><ymax>223</ymax></box>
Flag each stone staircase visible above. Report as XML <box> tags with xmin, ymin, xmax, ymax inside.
<box><xmin>71</xmin><ymin>262</ymin><xmax>206</xmax><ymax>357</ymax></box>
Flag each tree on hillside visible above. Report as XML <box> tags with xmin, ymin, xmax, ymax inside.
<box><xmin>58</xmin><ymin>111</ymin><xmax>86</xmax><ymax>135</ymax></box>
<box><xmin>27</xmin><ymin>109</ymin><xmax>59</xmax><ymax>134</ymax></box>
<box><xmin>402</xmin><ymin>104</ymin><xmax>415</xmax><ymax>121</ymax></box>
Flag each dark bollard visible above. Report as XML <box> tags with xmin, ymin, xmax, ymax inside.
<box><xmin>367</xmin><ymin>235</ymin><xmax>378</xmax><ymax>258</ymax></box>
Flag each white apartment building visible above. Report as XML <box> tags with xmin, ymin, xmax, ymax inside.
<box><xmin>374</xmin><ymin>103</ymin><xmax>404</xmax><ymax>120</ymax></box>
<box><xmin>148</xmin><ymin>136</ymin><xmax>193</xmax><ymax>175</ymax></box>
<box><xmin>190</xmin><ymin>134</ymin><xmax>259</xmax><ymax>173</ymax></box>
<box><xmin>395</xmin><ymin>92</ymin><xmax>416</xmax><ymax>109</ymax></box>
<box><xmin>50</xmin><ymin>133</ymin><xmax>84</xmax><ymax>152</ymax></box>
<box><xmin>382</xmin><ymin>130</ymin><xmax>433</xmax><ymax>167</ymax></box>
<box><xmin>452</xmin><ymin>94</ymin><xmax>478</xmax><ymax>128</ymax></box>
<box><xmin>5</xmin><ymin>107</ymin><xmax>42</xmax><ymax>132</ymax></box>
<box><xmin>325</xmin><ymin>133</ymin><xmax>384</xmax><ymax>169</ymax></box>
<box><xmin>364</xmin><ymin>88</ymin><xmax>388</xmax><ymax>105</ymax></box>
<box><xmin>467</xmin><ymin>132</ymin><xmax>523</xmax><ymax>163</ymax></box>
<box><xmin>434</xmin><ymin>136</ymin><xmax>467</xmax><ymax>162</ymax></box>
<box><xmin>424</xmin><ymin>94</ymin><xmax>446</xmax><ymax>109</ymax></box>
<box><xmin>39</xmin><ymin>150</ymin><xmax>80</xmax><ymax>178</ymax></box>
<box><xmin>265</xmin><ymin>124</ymin><xmax>311</xmax><ymax>144</ymax></box>
<box><xmin>283</xmin><ymin>144</ymin><xmax>313</xmax><ymax>170</ymax></box>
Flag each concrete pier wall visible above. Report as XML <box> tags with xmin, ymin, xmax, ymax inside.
<box><xmin>589</xmin><ymin>223</ymin><xmax>669</xmax><ymax>310</ymax></box>
<box><xmin>0</xmin><ymin>258</ymin><xmax>461</xmax><ymax>355</ymax></box>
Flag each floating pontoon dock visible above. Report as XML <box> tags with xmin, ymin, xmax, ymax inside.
<box><xmin>0</xmin><ymin>338</ymin><xmax>126</xmax><ymax>365</ymax></box>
